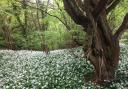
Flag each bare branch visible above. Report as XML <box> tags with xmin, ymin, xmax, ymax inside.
<box><xmin>114</xmin><ymin>13</ymin><xmax>128</xmax><ymax>40</ymax></box>
<box><xmin>63</xmin><ymin>0</ymin><xmax>89</xmax><ymax>28</ymax></box>
<box><xmin>30</xmin><ymin>6</ymin><xmax>69</xmax><ymax>28</ymax></box>
<box><xmin>107</xmin><ymin>0</ymin><xmax>115</xmax><ymax>5</ymax></box>
<box><xmin>106</xmin><ymin>0</ymin><xmax>120</xmax><ymax>14</ymax></box>
<box><xmin>54</xmin><ymin>0</ymin><xmax>71</xmax><ymax>30</ymax></box>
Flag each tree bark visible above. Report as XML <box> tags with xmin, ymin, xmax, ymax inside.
<box><xmin>63</xmin><ymin>0</ymin><xmax>127</xmax><ymax>84</ymax></box>
<box><xmin>83</xmin><ymin>19</ymin><xmax>120</xmax><ymax>84</ymax></box>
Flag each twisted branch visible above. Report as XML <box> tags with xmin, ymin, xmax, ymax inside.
<box><xmin>114</xmin><ymin>13</ymin><xmax>128</xmax><ymax>40</ymax></box>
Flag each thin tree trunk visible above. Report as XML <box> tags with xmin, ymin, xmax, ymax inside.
<box><xmin>2</xmin><ymin>25</ymin><xmax>15</xmax><ymax>50</ymax></box>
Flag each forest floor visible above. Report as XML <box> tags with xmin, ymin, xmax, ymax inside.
<box><xmin>0</xmin><ymin>47</ymin><xmax>128</xmax><ymax>89</ymax></box>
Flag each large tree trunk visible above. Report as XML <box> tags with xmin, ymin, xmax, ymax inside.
<box><xmin>83</xmin><ymin>22</ymin><xmax>120</xmax><ymax>84</ymax></box>
<box><xmin>63</xmin><ymin>0</ymin><xmax>128</xmax><ymax>85</ymax></box>
<box><xmin>82</xmin><ymin>12</ymin><xmax>120</xmax><ymax>83</ymax></box>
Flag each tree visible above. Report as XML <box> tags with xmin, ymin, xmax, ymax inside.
<box><xmin>1</xmin><ymin>15</ymin><xmax>15</xmax><ymax>49</ymax></box>
<box><xmin>63</xmin><ymin>0</ymin><xmax>128</xmax><ymax>84</ymax></box>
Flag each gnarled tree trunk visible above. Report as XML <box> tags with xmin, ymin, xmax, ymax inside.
<box><xmin>83</xmin><ymin>17</ymin><xmax>120</xmax><ymax>83</ymax></box>
<box><xmin>63</xmin><ymin>0</ymin><xmax>128</xmax><ymax>84</ymax></box>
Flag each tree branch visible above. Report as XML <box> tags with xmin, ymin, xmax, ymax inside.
<box><xmin>106</xmin><ymin>0</ymin><xmax>120</xmax><ymax>14</ymax></box>
<box><xmin>55</xmin><ymin>0</ymin><xmax>71</xmax><ymax>30</ymax></box>
<box><xmin>27</xmin><ymin>5</ymin><xmax>72</xmax><ymax>31</ymax></box>
<box><xmin>107</xmin><ymin>0</ymin><xmax>116</xmax><ymax>6</ymax></box>
<box><xmin>114</xmin><ymin>13</ymin><xmax>128</xmax><ymax>40</ymax></box>
<box><xmin>63</xmin><ymin>0</ymin><xmax>89</xmax><ymax>28</ymax></box>
<box><xmin>93</xmin><ymin>0</ymin><xmax>109</xmax><ymax>18</ymax></box>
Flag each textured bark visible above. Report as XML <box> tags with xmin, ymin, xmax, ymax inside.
<box><xmin>83</xmin><ymin>19</ymin><xmax>120</xmax><ymax>83</ymax></box>
<box><xmin>63</xmin><ymin>0</ymin><xmax>127</xmax><ymax>84</ymax></box>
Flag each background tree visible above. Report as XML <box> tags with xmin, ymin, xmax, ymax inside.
<box><xmin>63</xmin><ymin>0</ymin><xmax>128</xmax><ymax>84</ymax></box>
<box><xmin>0</xmin><ymin>15</ymin><xmax>15</xmax><ymax>49</ymax></box>
<box><xmin>0</xmin><ymin>0</ymin><xmax>85</xmax><ymax>50</ymax></box>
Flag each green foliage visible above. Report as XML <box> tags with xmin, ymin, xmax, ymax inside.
<box><xmin>0</xmin><ymin>0</ymin><xmax>85</xmax><ymax>50</ymax></box>
<box><xmin>0</xmin><ymin>47</ymin><xmax>128</xmax><ymax>89</ymax></box>
<box><xmin>0</xmin><ymin>0</ymin><xmax>128</xmax><ymax>50</ymax></box>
